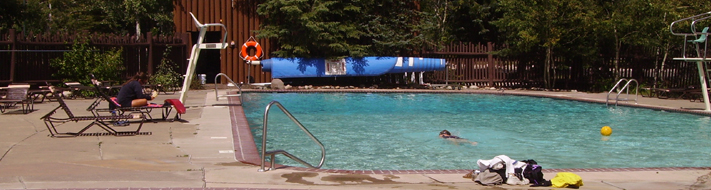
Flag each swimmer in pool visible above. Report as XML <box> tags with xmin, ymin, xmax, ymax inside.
<box><xmin>439</xmin><ymin>130</ymin><xmax>478</xmax><ymax>146</ymax></box>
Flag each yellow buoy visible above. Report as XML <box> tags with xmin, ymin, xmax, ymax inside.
<box><xmin>600</xmin><ymin>126</ymin><xmax>612</xmax><ymax>136</ymax></box>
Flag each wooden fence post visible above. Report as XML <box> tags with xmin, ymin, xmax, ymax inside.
<box><xmin>9</xmin><ymin>29</ymin><xmax>16</xmax><ymax>83</ymax></box>
<box><xmin>147</xmin><ymin>32</ymin><xmax>154</xmax><ymax>75</ymax></box>
<box><xmin>487</xmin><ymin>42</ymin><xmax>494</xmax><ymax>87</ymax></box>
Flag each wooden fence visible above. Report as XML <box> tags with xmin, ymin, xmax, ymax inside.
<box><xmin>0</xmin><ymin>29</ymin><xmax>189</xmax><ymax>85</ymax></box>
<box><xmin>423</xmin><ymin>42</ymin><xmax>700</xmax><ymax>90</ymax></box>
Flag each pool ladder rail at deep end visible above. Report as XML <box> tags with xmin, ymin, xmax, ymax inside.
<box><xmin>606</xmin><ymin>78</ymin><xmax>638</xmax><ymax>107</ymax></box>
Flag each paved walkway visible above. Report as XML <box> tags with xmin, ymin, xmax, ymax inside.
<box><xmin>1</xmin><ymin>88</ymin><xmax>710</xmax><ymax>190</ymax></box>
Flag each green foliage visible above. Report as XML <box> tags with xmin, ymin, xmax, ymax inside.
<box><xmin>50</xmin><ymin>38</ymin><xmax>125</xmax><ymax>86</ymax></box>
<box><xmin>2</xmin><ymin>0</ymin><xmax>174</xmax><ymax>35</ymax></box>
<box><xmin>256</xmin><ymin>0</ymin><xmax>424</xmax><ymax>58</ymax></box>
<box><xmin>446</xmin><ymin>0</ymin><xmax>500</xmax><ymax>43</ymax></box>
<box><xmin>418</xmin><ymin>0</ymin><xmax>500</xmax><ymax>46</ymax></box>
<box><xmin>0</xmin><ymin>0</ymin><xmax>22</xmax><ymax>33</ymax></box>
<box><xmin>96</xmin><ymin>0</ymin><xmax>175</xmax><ymax>36</ymax></box>
<box><xmin>41</xmin><ymin>0</ymin><xmax>105</xmax><ymax>33</ymax></box>
<box><xmin>189</xmin><ymin>74</ymin><xmax>203</xmax><ymax>90</ymax></box>
<box><xmin>590</xmin><ymin>78</ymin><xmax>615</xmax><ymax>93</ymax></box>
<box><xmin>493</xmin><ymin>0</ymin><xmax>597</xmax><ymax>89</ymax></box>
<box><xmin>0</xmin><ymin>0</ymin><xmax>46</xmax><ymax>34</ymax></box>
<box><xmin>150</xmin><ymin>47</ymin><xmax>183</xmax><ymax>89</ymax></box>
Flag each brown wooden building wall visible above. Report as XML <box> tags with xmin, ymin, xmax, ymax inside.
<box><xmin>173</xmin><ymin>0</ymin><xmax>272</xmax><ymax>84</ymax></box>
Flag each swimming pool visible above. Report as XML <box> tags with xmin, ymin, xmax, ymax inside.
<box><xmin>241</xmin><ymin>92</ymin><xmax>711</xmax><ymax>170</ymax></box>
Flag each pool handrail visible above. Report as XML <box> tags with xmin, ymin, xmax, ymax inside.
<box><xmin>214</xmin><ymin>73</ymin><xmax>243</xmax><ymax>103</ymax></box>
<box><xmin>669</xmin><ymin>12</ymin><xmax>711</xmax><ymax>59</ymax></box>
<box><xmin>606</xmin><ymin>78</ymin><xmax>638</xmax><ymax>106</ymax></box>
<box><xmin>258</xmin><ymin>101</ymin><xmax>326</xmax><ymax>172</ymax></box>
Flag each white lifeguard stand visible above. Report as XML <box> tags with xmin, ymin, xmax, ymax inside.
<box><xmin>179</xmin><ymin>12</ymin><xmax>229</xmax><ymax>104</ymax></box>
<box><xmin>670</xmin><ymin>12</ymin><xmax>711</xmax><ymax>111</ymax></box>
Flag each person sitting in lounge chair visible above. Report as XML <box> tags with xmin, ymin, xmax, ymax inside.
<box><xmin>117</xmin><ymin>72</ymin><xmax>157</xmax><ymax>107</ymax></box>
<box><xmin>439</xmin><ymin>130</ymin><xmax>477</xmax><ymax>145</ymax></box>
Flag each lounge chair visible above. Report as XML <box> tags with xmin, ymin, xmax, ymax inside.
<box><xmin>26</xmin><ymin>82</ymin><xmax>54</xmax><ymax>103</ymax></box>
<box><xmin>64</xmin><ymin>82</ymin><xmax>95</xmax><ymax>99</ymax></box>
<box><xmin>0</xmin><ymin>84</ymin><xmax>33</xmax><ymax>114</ymax></box>
<box><xmin>649</xmin><ymin>87</ymin><xmax>687</xmax><ymax>99</ymax></box>
<box><xmin>40</xmin><ymin>87</ymin><xmax>147</xmax><ymax>137</ymax></box>
<box><xmin>87</xmin><ymin>77</ymin><xmax>187</xmax><ymax>123</ymax></box>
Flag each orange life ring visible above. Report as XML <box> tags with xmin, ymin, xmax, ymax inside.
<box><xmin>240</xmin><ymin>41</ymin><xmax>263</xmax><ymax>61</ymax></box>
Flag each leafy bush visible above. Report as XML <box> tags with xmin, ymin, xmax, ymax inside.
<box><xmin>190</xmin><ymin>74</ymin><xmax>204</xmax><ymax>90</ymax></box>
<box><xmin>50</xmin><ymin>38</ymin><xmax>125</xmax><ymax>86</ymax></box>
<box><xmin>150</xmin><ymin>47</ymin><xmax>183</xmax><ymax>90</ymax></box>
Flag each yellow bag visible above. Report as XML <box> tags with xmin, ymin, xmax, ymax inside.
<box><xmin>551</xmin><ymin>172</ymin><xmax>583</xmax><ymax>188</ymax></box>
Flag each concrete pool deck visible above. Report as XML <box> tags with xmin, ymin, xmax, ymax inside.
<box><xmin>1</xmin><ymin>88</ymin><xmax>710</xmax><ymax>190</ymax></box>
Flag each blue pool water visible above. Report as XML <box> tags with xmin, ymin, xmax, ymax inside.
<box><xmin>241</xmin><ymin>92</ymin><xmax>711</xmax><ymax>170</ymax></box>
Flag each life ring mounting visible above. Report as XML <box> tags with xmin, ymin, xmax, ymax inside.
<box><xmin>240</xmin><ymin>38</ymin><xmax>263</xmax><ymax>61</ymax></box>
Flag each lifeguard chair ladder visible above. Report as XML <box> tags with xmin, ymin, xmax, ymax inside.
<box><xmin>179</xmin><ymin>12</ymin><xmax>229</xmax><ymax>104</ymax></box>
<box><xmin>670</xmin><ymin>11</ymin><xmax>711</xmax><ymax>111</ymax></box>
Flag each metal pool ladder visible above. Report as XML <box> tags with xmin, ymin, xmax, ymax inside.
<box><xmin>258</xmin><ymin>101</ymin><xmax>326</xmax><ymax>172</ymax></box>
<box><xmin>606</xmin><ymin>78</ymin><xmax>638</xmax><ymax>106</ymax></box>
<box><xmin>214</xmin><ymin>73</ymin><xmax>242</xmax><ymax>103</ymax></box>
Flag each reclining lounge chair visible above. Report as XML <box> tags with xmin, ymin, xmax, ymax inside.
<box><xmin>41</xmin><ymin>87</ymin><xmax>147</xmax><ymax>137</ymax></box>
<box><xmin>0</xmin><ymin>84</ymin><xmax>34</xmax><ymax>114</ymax></box>
<box><xmin>87</xmin><ymin>78</ymin><xmax>187</xmax><ymax>123</ymax></box>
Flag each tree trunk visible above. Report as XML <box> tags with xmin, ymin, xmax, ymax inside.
<box><xmin>545</xmin><ymin>46</ymin><xmax>552</xmax><ymax>89</ymax></box>
<box><xmin>658</xmin><ymin>42</ymin><xmax>670</xmax><ymax>88</ymax></box>
<box><xmin>614</xmin><ymin>40</ymin><xmax>621</xmax><ymax>83</ymax></box>
<box><xmin>135</xmin><ymin>20</ymin><xmax>141</xmax><ymax>40</ymax></box>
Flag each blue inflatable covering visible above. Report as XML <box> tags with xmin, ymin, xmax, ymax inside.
<box><xmin>260</xmin><ymin>57</ymin><xmax>446</xmax><ymax>78</ymax></box>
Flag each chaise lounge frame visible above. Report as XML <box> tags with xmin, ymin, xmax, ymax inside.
<box><xmin>87</xmin><ymin>78</ymin><xmax>187</xmax><ymax>123</ymax></box>
<box><xmin>0</xmin><ymin>84</ymin><xmax>34</xmax><ymax>114</ymax></box>
<box><xmin>40</xmin><ymin>87</ymin><xmax>147</xmax><ymax>137</ymax></box>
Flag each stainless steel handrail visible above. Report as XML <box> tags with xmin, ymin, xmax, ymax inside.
<box><xmin>670</xmin><ymin>12</ymin><xmax>711</xmax><ymax>35</ymax></box>
<box><xmin>258</xmin><ymin>101</ymin><xmax>326</xmax><ymax>172</ymax></box>
<box><xmin>606</xmin><ymin>78</ymin><xmax>638</xmax><ymax>106</ymax></box>
<box><xmin>670</xmin><ymin>12</ymin><xmax>711</xmax><ymax>59</ymax></box>
<box><xmin>214</xmin><ymin>73</ymin><xmax>242</xmax><ymax>103</ymax></box>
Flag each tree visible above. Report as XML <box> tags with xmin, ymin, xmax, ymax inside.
<box><xmin>97</xmin><ymin>0</ymin><xmax>175</xmax><ymax>37</ymax></box>
<box><xmin>43</xmin><ymin>0</ymin><xmax>105</xmax><ymax>33</ymax></box>
<box><xmin>594</xmin><ymin>0</ymin><xmax>668</xmax><ymax>82</ymax></box>
<box><xmin>494</xmin><ymin>0</ymin><xmax>596</xmax><ymax>89</ymax></box>
<box><xmin>642</xmin><ymin>0</ymin><xmax>684</xmax><ymax>89</ymax></box>
<box><xmin>1</xmin><ymin>0</ymin><xmax>174</xmax><ymax>36</ymax></box>
<box><xmin>419</xmin><ymin>0</ymin><xmax>500</xmax><ymax>45</ymax></box>
<box><xmin>0</xmin><ymin>0</ymin><xmax>23</xmax><ymax>33</ymax></box>
<box><xmin>256</xmin><ymin>0</ymin><xmax>423</xmax><ymax>58</ymax></box>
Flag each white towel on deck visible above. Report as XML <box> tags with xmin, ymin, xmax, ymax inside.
<box><xmin>477</xmin><ymin>155</ymin><xmax>525</xmax><ymax>179</ymax></box>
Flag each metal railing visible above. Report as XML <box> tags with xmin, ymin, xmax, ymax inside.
<box><xmin>214</xmin><ymin>73</ymin><xmax>242</xmax><ymax>103</ymax></box>
<box><xmin>258</xmin><ymin>101</ymin><xmax>325</xmax><ymax>172</ymax></box>
<box><xmin>606</xmin><ymin>78</ymin><xmax>638</xmax><ymax>106</ymax></box>
<box><xmin>670</xmin><ymin>11</ymin><xmax>711</xmax><ymax>59</ymax></box>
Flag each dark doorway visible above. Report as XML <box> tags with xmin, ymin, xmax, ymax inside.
<box><xmin>191</xmin><ymin>31</ymin><xmax>222</xmax><ymax>84</ymax></box>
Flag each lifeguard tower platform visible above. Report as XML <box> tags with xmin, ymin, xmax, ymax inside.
<box><xmin>670</xmin><ymin>12</ymin><xmax>711</xmax><ymax>111</ymax></box>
